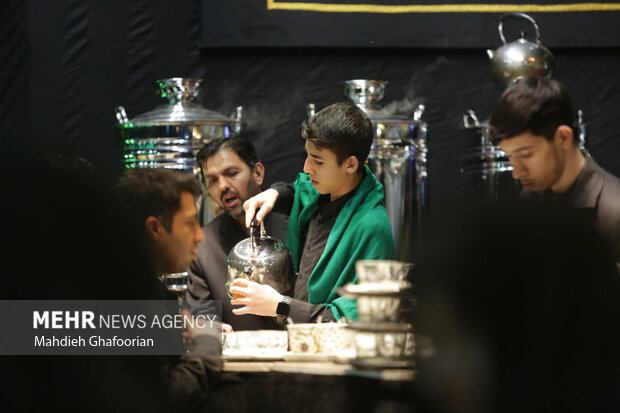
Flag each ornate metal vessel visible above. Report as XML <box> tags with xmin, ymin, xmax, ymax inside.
<box><xmin>227</xmin><ymin>221</ymin><xmax>296</xmax><ymax>297</ymax></box>
<box><xmin>487</xmin><ymin>13</ymin><xmax>555</xmax><ymax>86</ymax></box>
<box><xmin>460</xmin><ymin>110</ymin><xmax>519</xmax><ymax>203</ymax></box>
<box><xmin>115</xmin><ymin>77</ymin><xmax>243</xmax><ymax>224</ymax></box>
<box><xmin>307</xmin><ymin>79</ymin><xmax>429</xmax><ymax>262</ymax></box>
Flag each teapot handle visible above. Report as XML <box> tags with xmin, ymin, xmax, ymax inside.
<box><xmin>498</xmin><ymin>12</ymin><xmax>541</xmax><ymax>45</ymax></box>
<box><xmin>249</xmin><ymin>218</ymin><xmax>268</xmax><ymax>252</ymax></box>
<box><xmin>249</xmin><ymin>217</ymin><xmax>261</xmax><ymax>250</ymax></box>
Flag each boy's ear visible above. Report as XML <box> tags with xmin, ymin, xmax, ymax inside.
<box><xmin>145</xmin><ymin>216</ymin><xmax>165</xmax><ymax>243</ymax></box>
<box><xmin>345</xmin><ymin>155</ymin><xmax>359</xmax><ymax>174</ymax></box>
<box><xmin>554</xmin><ymin>125</ymin><xmax>574</xmax><ymax>149</ymax></box>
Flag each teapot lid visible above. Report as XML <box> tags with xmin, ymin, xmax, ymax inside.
<box><xmin>231</xmin><ymin>236</ymin><xmax>284</xmax><ymax>260</ymax></box>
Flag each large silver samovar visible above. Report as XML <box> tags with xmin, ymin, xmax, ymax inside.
<box><xmin>115</xmin><ymin>77</ymin><xmax>243</xmax><ymax>224</ymax></box>
<box><xmin>308</xmin><ymin>80</ymin><xmax>428</xmax><ymax>262</ymax></box>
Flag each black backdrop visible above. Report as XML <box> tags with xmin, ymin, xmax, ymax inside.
<box><xmin>1</xmin><ymin>0</ymin><xmax>619</xmax><ymax>215</ymax></box>
<box><xmin>202</xmin><ymin>0</ymin><xmax>620</xmax><ymax>48</ymax></box>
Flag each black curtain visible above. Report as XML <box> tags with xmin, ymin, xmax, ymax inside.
<box><xmin>1</xmin><ymin>0</ymin><xmax>619</xmax><ymax>211</ymax></box>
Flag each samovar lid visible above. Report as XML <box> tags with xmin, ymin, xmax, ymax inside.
<box><xmin>118</xmin><ymin>78</ymin><xmax>240</xmax><ymax>126</ymax></box>
<box><xmin>343</xmin><ymin>79</ymin><xmax>416</xmax><ymax>124</ymax></box>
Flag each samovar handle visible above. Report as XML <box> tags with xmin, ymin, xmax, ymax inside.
<box><xmin>115</xmin><ymin>106</ymin><xmax>129</xmax><ymax>125</ymax></box>
<box><xmin>232</xmin><ymin>106</ymin><xmax>243</xmax><ymax>121</ymax></box>
<box><xmin>413</xmin><ymin>104</ymin><xmax>425</xmax><ymax>122</ymax></box>
<box><xmin>232</xmin><ymin>106</ymin><xmax>243</xmax><ymax>133</ymax></box>
<box><xmin>462</xmin><ymin>110</ymin><xmax>480</xmax><ymax>128</ymax></box>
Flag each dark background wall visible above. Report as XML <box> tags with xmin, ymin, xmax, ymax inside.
<box><xmin>1</xmin><ymin>0</ymin><xmax>619</xmax><ymax>215</ymax></box>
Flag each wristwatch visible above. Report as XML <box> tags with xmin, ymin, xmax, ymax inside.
<box><xmin>276</xmin><ymin>296</ymin><xmax>291</xmax><ymax>324</ymax></box>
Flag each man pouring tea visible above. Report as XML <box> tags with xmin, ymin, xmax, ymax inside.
<box><xmin>229</xmin><ymin>102</ymin><xmax>397</xmax><ymax>323</ymax></box>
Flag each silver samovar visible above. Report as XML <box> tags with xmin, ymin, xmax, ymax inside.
<box><xmin>115</xmin><ymin>77</ymin><xmax>244</xmax><ymax>224</ymax></box>
<box><xmin>308</xmin><ymin>80</ymin><xmax>429</xmax><ymax>262</ymax></box>
<box><xmin>460</xmin><ymin>110</ymin><xmax>519</xmax><ymax>204</ymax></box>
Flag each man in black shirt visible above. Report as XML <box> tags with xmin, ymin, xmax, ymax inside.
<box><xmin>186</xmin><ymin>134</ymin><xmax>288</xmax><ymax>330</ymax></box>
<box><xmin>489</xmin><ymin>76</ymin><xmax>620</xmax><ymax>269</ymax></box>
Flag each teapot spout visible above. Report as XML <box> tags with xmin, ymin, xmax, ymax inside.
<box><xmin>486</xmin><ymin>49</ymin><xmax>494</xmax><ymax>60</ymax></box>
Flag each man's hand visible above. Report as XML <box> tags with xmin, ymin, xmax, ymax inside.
<box><xmin>229</xmin><ymin>278</ymin><xmax>282</xmax><ymax>317</ymax></box>
<box><xmin>243</xmin><ymin>188</ymin><xmax>279</xmax><ymax>228</ymax></box>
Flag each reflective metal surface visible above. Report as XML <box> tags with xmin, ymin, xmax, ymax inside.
<box><xmin>116</xmin><ymin>78</ymin><xmax>242</xmax><ymax>172</ymax></box>
<box><xmin>160</xmin><ymin>271</ymin><xmax>189</xmax><ymax>301</ymax></box>
<box><xmin>227</xmin><ymin>222</ymin><xmax>296</xmax><ymax>296</ymax></box>
<box><xmin>115</xmin><ymin>77</ymin><xmax>244</xmax><ymax>223</ymax></box>
<box><xmin>344</xmin><ymin>79</ymin><xmax>422</xmax><ymax>143</ymax></box>
<box><xmin>576</xmin><ymin>109</ymin><xmax>588</xmax><ymax>152</ymax></box>
<box><xmin>487</xmin><ymin>13</ymin><xmax>555</xmax><ymax>86</ymax></box>
<box><xmin>460</xmin><ymin>110</ymin><xmax>520</xmax><ymax>203</ymax></box>
<box><xmin>308</xmin><ymin>80</ymin><xmax>428</xmax><ymax>262</ymax></box>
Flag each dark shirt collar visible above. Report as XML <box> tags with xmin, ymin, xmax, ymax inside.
<box><xmin>231</xmin><ymin>215</ymin><xmax>249</xmax><ymax>234</ymax></box>
<box><xmin>317</xmin><ymin>184</ymin><xmax>359</xmax><ymax>222</ymax></box>
<box><xmin>567</xmin><ymin>154</ymin><xmax>604</xmax><ymax>209</ymax></box>
<box><xmin>530</xmin><ymin>154</ymin><xmax>602</xmax><ymax>209</ymax></box>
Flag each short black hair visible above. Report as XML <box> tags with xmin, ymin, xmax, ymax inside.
<box><xmin>113</xmin><ymin>168</ymin><xmax>200</xmax><ymax>232</ymax></box>
<box><xmin>301</xmin><ymin>101</ymin><xmax>374</xmax><ymax>173</ymax></box>
<box><xmin>196</xmin><ymin>134</ymin><xmax>258</xmax><ymax>168</ymax></box>
<box><xmin>489</xmin><ymin>76</ymin><xmax>574</xmax><ymax>144</ymax></box>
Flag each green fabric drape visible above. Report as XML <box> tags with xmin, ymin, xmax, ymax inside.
<box><xmin>286</xmin><ymin>165</ymin><xmax>396</xmax><ymax>320</ymax></box>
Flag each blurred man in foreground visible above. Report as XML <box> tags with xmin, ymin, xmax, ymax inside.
<box><xmin>1</xmin><ymin>157</ymin><xmax>218</xmax><ymax>412</ymax></box>
<box><xmin>414</xmin><ymin>201</ymin><xmax>620</xmax><ymax>413</ymax></box>
<box><xmin>114</xmin><ymin>168</ymin><xmax>221</xmax><ymax>411</ymax></box>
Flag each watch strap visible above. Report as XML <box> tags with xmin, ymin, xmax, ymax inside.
<box><xmin>276</xmin><ymin>296</ymin><xmax>291</xmax><ymax>324</ymax></box>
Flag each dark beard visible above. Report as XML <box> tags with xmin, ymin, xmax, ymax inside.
<box><xmin>228</xmin><ymin>176</ymin><xmax>261</xmax><ymax>219</ymax></box>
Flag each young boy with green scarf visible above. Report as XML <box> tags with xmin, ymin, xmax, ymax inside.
<box><xmin>229</xmin><ymin>102</ymin><xmax>396</xmax><ymax>322</ymax></box>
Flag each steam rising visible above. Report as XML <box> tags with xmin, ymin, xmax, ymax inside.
<box><xmin>378</xmin><ymin>56</ymin><xmax>449</xmax><ymax>116</ymax></box>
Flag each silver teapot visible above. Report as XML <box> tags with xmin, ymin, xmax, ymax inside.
<box><xmin>487</xmin><ymin>13</ymin><xmax>555</xmax><ymax>86</ymax></box>
<box><xmin>227</xmin><ymin>220</ymin><xmax>296</xmax><ymax>297</ymax></box>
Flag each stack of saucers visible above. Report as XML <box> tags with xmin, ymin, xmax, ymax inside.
<box><xmin>338</xmin><ymin>260</ymin><xmax>415</xmax><ymax>369</ymax></box>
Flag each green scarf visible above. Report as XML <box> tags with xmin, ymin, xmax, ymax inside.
<box><xmin>286</xmin><ymin>164</ymin><xmax>396</xmax><ymax>320</ymax></box>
